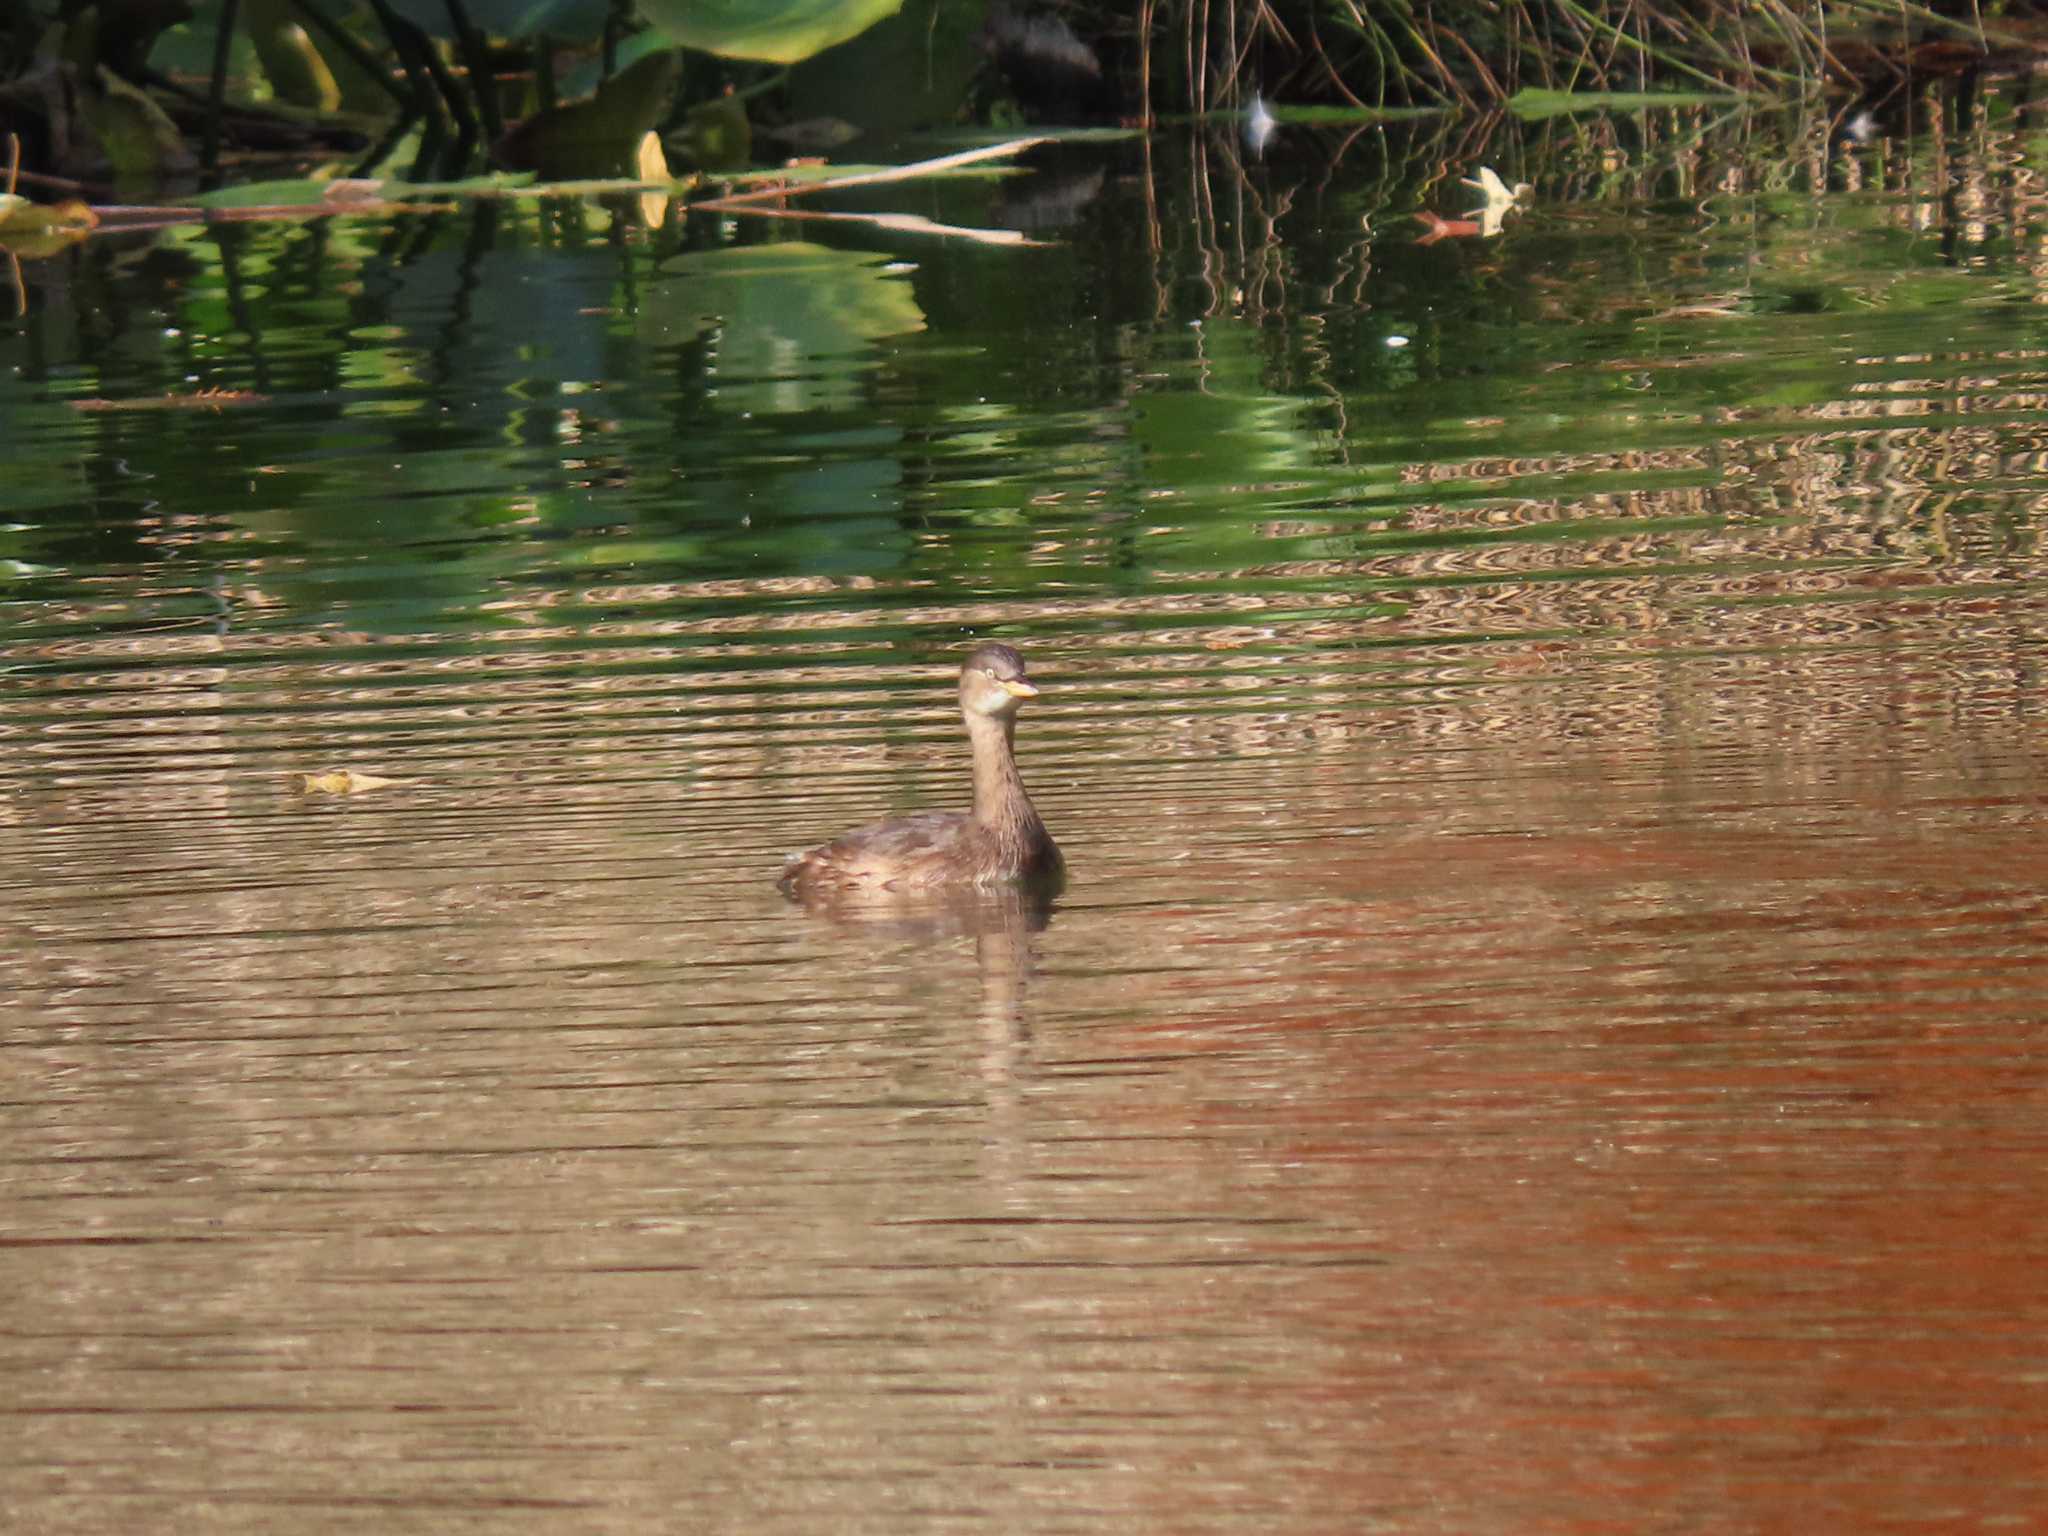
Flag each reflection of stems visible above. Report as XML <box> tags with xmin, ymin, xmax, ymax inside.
<box><xmin>1140</xmin><ymin>131</ymin><xmax>1166</xmax><ymax>320</ymax></box>
<box><xmin>214</xmin><ymin>228</ymin><xmax>273</xmax><ymax>394</ymax></box>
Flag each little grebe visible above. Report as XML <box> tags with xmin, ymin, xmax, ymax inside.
<box><xmin>778</xmin><ymin>643</ymin><xmax>1062</xmax><ymax>895</ymax></box>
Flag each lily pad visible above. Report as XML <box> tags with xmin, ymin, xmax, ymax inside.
<box><xmin>0</xmin><ymin>197</ymin><xmax>98</xmax><ymax>240</ymax></box>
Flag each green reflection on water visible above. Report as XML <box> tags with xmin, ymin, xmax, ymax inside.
<box><xmin>0</xmin><ymin>105</ymin><xmax>2043</xmax><ymax>653</ymax></box>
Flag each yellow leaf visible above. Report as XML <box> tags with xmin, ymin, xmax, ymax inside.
<box><xmin>294</xmin><ymin>769</ymin><xmax>398</xmax><ymax>795</ymax></box>
<box><xmin>637</xmin><ymin>131</ymin><xmax>671</xmax><ymax>228</ymax></box>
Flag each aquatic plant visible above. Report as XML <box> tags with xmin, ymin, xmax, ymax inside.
<box><xmin>1137</xmin><ymin>0</ymin><xmax>2028</xmax><ymax>115</ymax></box>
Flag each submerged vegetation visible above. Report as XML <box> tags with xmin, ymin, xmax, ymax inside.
<box><xmin>0</xmin><ymin>0</ymin><xmax>2039</xmax><ymax>194</ymax></box>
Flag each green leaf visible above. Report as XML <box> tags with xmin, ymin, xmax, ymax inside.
<box><xmin>1262</xmin><ymin>104</ymin><xmax>1442</xmax><ymax>125</ymax></box>
<box><xmin>637</xmin><ymin>0</ymin><xmax>904</xmax><ymax>64</ymax></box>
<box><xmin>559</xmin><ymin>27</ymin><xmax>675</xmax><ymax>97</ymax></box>
<box><xmin>1505</xmin><ymin>88</ymin><xmax>1748</xmax><ymax>121</ymax></box>
<box><xmin>380</xmin><ymin>0</ymin><xmax>611</xmax><ymax>43</ymax></box>
<box><xmin>378</xmin><ymin>0</ymin><xmax>897</xmax><ymax>58</ymax></box>
<box><xmin>189</xmin><ymin>177</ymin><xmax>355</xmax><ymax>208</ymax></box>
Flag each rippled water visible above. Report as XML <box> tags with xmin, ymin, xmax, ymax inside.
<box><xmin>4</xmin><ymin>109</ymin><xmax>2047</xmax><ymax>1531</ymax></box>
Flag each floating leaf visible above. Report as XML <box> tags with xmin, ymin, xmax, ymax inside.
<box><xmin>1505</xmin><ymin>88</ymin><xmax>1747</xmax><ymax>121</ymax></box>
<box><xmin>294</xmin><ymin>769</ymin><xmax>400</xmax><ymax>795</ymax></box>
<box><xmin>1255</xmin><ymin>104</ymin><xmax>1440</xmax><ymax>126</ymax></box>
<box><xmin>193</xmin><ymin>177</ymin><xmax>379</xmax><ymax>210</ymax></box>
<box><xmin>190</xmin><ymin>173</ymin><xmax>708</xmax><ymax>220</ymax></box>
<box><xmin>0</xmin><ymin>199</ymin><xmax>98</xmax><ymax>259</ymax></box>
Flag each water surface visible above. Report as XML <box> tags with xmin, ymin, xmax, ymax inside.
<box><xmin>4</xmin><ymin>105</ymin><xmax>2047</xmax><ymax>1531</ymax></box>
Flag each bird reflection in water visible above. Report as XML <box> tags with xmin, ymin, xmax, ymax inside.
<box><xmin>781</xmin><ymin>879</ymin><xmax>1059</xmax><ymax>1103</ymax></box>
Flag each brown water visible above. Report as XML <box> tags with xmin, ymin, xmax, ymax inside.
<box><xmin>5</xmin><ymin>106</ymin><xmax>2048</xmax><ymax>1531</ymax></box>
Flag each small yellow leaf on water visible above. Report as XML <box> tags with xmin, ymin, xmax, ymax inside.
<box><xmin>637</xmin><ymin>132</ymin><xmax>671</xmax><ymax>230</ymax></box>
<box><xmin>636</xmin><ymin>130</ymin><xmax>669</xmax><ymax>183</ymax></box>
<box><xmin>294</xmin><ymin>769</ymin><xmax>397</xmax><ymax>795</ymax></box>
